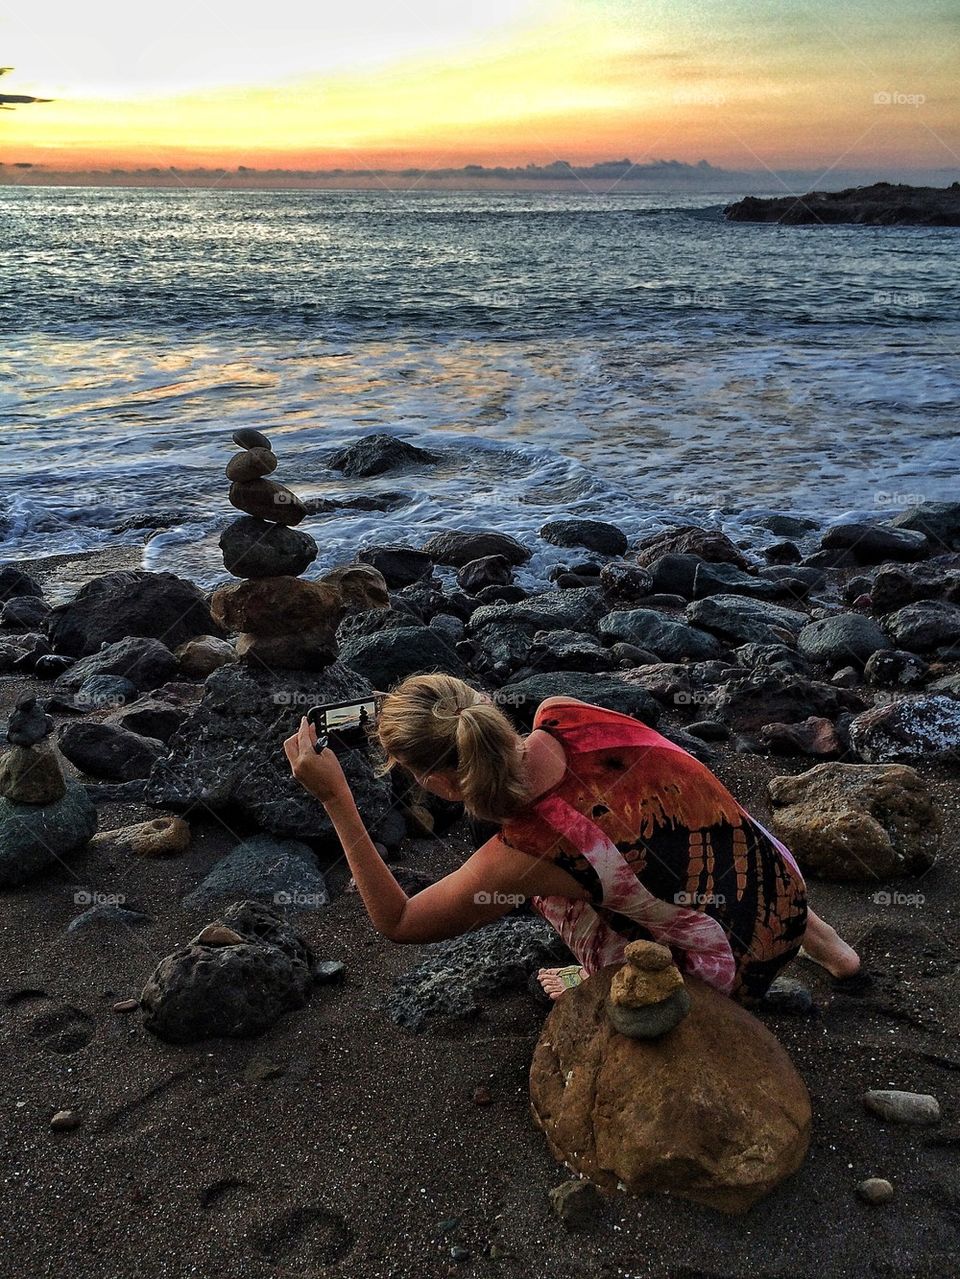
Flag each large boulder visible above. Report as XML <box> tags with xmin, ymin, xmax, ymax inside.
<box><xmin>140</xmin><ymin>901</ymin><xmax>316</xmax><ymax>1043</ymax></box>
<box><xmin>47</xmin><ymin>571</ymin><xmax>221</xmax><ymax>658</ymax></box>
<box><xmin>219</xmin><ymin>517</ymin><xmax>318</xmax><ymax>579</ymax></box>
<box><xmin>712</xmin><ymin>673</ymin><xmax>865</xmax><ymax>730</ymax></box>
<box><xmin>144</xmin><ymin>665</ymin><xmax>391</xmax><ymax>839</ymax></box>
<box><xmin>797</xmin><ymin>614</ymin><xmax>890</xmax><ymax>668</ymax></box>
<box><xmin>848</xmin><ymin>695</ymin><xmax>960</xmax><ymax>764</ymax></box>
<box><xmin>183</xmin><ymin>836</ymin><xmax>329</xmax><ymax>911</ymax></box>
<box><xmin>338</xmin><ymin>626</ymin><xmax>466</xmax><ymax>690</ymax></box>
<box><xmin>882</xmin><ymin>600</ymin><xmax>960</xmax><ymax>652</ymax></box>
<box><xmin>529</xmin><ymin>966</ymin><xmax>811</xmax><ymax>1214</ymax></box>
<box><xmin>318</xmin><ymin>564</ymin><xmax>390</xmax><ymax>613</ymax></box>
<box><xmin>599</xmin><ymin>610</ymin><xmax>720</xmax><ymax>662</ymax></box>
<box><xmin>356</xmin><ymin>546</ymin><xmax>434</xmax><ymax>588</ymax></box>
<box><xmin>419</xmin><ymin>529</ymin><xmax>532</xmax><ymax>568</ymax></box>
<box><xmin>328</xmin><ymin>433</ymin><xmax>440</xmax><ymax>478</ymax></box>
<box><xmin>53</xmin><ymin>636</ymin><xmax>178</xmax><ymax>694</ymax></box>
<box><xmin>58</xmin><ymin>721</ymin><xmax>166</xmax><ymax>781</ymax></box>
<box><xmin>819</xmin><ymin>522</ymin><xmax>928</xmax><ymax>564</ymax></box>
<box><xmin>496</xmin><ymin>672</ymin><xmax>660</xmax><ymax>729</ymax></box>
<box><xmin>467</xmin><ymin>588</ymin><xmax>607</xmax><ymax>637</ymax></box>
<box><xmin>0</xmin><ymin>568</ymin><xmax>42</xmax><ymax>601</ymax></box>
<box><xmin>635</xmin><ymin>526</ymin><xmax>751</xmax><ymax>570</ymax></box>
<box><xmin>891</xmin><ymin>500</ymin><xmax>960</xmax><ymax>549</ymax></box>
<box><xmin>0</xmin><ymin>782</ymin><xmax>97</xmax><ymax>888</ymax></box>
<box><xmin>685</xmin><ymin>595</ymin><xmax>808</xmax><ymax>646</ymax></box>
<box><xmin>769</xmin><ymin>762</ymin><xmax>940</xmax><ymax>880</ymax></box>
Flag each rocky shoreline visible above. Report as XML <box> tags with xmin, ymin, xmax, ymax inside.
<box><xmin>725</xmin><ymin>181</ymin><xmax>960</xmax><ymax>226</ymax></box>
<box><xmin>1</xmin><ymin>431</ymin><xmax>959</xmax><ymax>1277</ymax></box>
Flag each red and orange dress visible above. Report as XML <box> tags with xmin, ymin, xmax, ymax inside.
<box><xmin>499</xmin><ymin>698</ymin><xmax>807</xmax><ymax>1004</ymax></box>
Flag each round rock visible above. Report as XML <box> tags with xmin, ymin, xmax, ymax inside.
<box><xmin>225</xmin><ymin>447</ymin><xmax>277</xmax><ymax>483</ymax></box>
<box><xmin>228</xmin><ymin>479</ymin><xmax>307</xmax><ymax>527</ymax></box>
<box><xmin>219</xmin><ymin>517</ymin><xmax>318</xmax><ymax>579</ymax></box>
<box><xmin>232</xmin><ymin>427</ymin><xmax>272</xmax><ymax>450</ymax></box>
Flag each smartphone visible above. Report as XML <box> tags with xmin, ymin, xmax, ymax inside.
<box><xmin>307</xmin><ymin>695</ymin><xmax>383</xmax><ymax>753</ymax></box>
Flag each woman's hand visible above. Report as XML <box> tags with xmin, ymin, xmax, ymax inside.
<box><xmin>283</xmin><ymin>717</ymin><xmax>350</xmax><ymax>806</ymax></box>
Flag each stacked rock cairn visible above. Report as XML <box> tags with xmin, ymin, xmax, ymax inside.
<box><xmin>0</xmin><ymin>694</ymin><xmax>65</xmax><ymax>804</ymax></box>
<box><xmin>212</xmin><ymin>428</ymin><xmax>343</xmax><ymax>670</ymax></box>
<box><xmin>606</xmin><ymin>940</ymin><xmax>692</xmax><ymax>1039</ymax></box>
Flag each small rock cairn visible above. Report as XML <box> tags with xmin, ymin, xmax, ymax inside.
<box><xmin>0</xmin><ymin>694</ymin><xmax>65</xmax><ymax>804</ymax></box>
<box><xmin>606</xmin><ymin>940</ymin><xmax>692</xmax><ymax>1039</ymax></box>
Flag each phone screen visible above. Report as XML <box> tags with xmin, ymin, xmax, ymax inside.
<box><xmin>307</xmin><ymin>696</ymin><xmax>381</xmax><ymax>741</ymax></box>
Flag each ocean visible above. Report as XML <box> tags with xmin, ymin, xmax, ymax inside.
<box><xmin>2</xmin><ymin>185</ymin><xmax>958</xmax><ymax>594</ymax></box>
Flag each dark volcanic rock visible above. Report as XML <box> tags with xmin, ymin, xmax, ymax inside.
<box><xmin>385</xmin><ymin>916</ymin><xmax>571</xmax><ymax>1031</ymax></box>
<box><xmin>1</xmin><ymin>596</ymin><xmax>50</xmax><ymax>630</ymax></box>
<box><xmin>540</xmin><ymin>518</ymin><xmax>628</xmax><ymax>557</ymax></box>
<box><xmin>106</xmin><ymin>698</ymin><xmax>185</xmax><ymax>743</ymax></box>
<box><xmin>357</xmin><ymin>545</ymin><xmax>434</xmax><ymax>588</ymax></box>
<box><xmin>339</xmin><ymin>626</ymin><xmax>466</xmax><ymax>689</ymax></box>
<box><xmin>47</xmin><ymin>571</ymin><xmax>221</xmax><ymax>658</ymax></box>
<box><xmin>456</xmin><ymin>555</ymin><xmax>513</xmax><ymax>596</ymax></box>
<box><xmin>599</xmin><ymin>563</ymin><xmax>654</xmax><ymax>603</ymax></box>
<box><xmin>527</xmin><ymin>629</ymin><xmax>619</xmax><ymax>673</ymax></box>
<box><xmin>140</xmin><ymin>901</ymin><xmax>316</xmax><ymax>1043</ymax></box>
<box><xmin>848</xmin><ymin>695</ymin><xmax>960</xmax><ymax>763</ymax></box>
<box><xmin>53</xmin><ymin>636</ymin><xmax>178</xmax><ymax>695</ymax></box>
<box><xmin>58</xmin><ymin>721</ymin><xmax>165</xmax><ymax>781</ymax></box>
<box><xmin>713</xmin><ymin>673</ymin><xmax>865</xmax><ymax>731</ymax></box>
<box><xmin>797</xmin><ymin>614</ymin><xmax>891</xmax><ymax>668</ymax></box>
<box><xmin>685</xmin><ymin>595</ymin><xmax>808</xmax><ymax>645</ymax></box>
<box><xmin>496</xmin><ymin>672</ymin><xmax>660</xmax><ymax>729</ymax></box>
<box><xmin>0</xmin><ymin>567</ymin><xmax>42</xmax><ymax>601</ymax></box>
<box><xmin>74</xmin><ymin>674</ymin><xmax>138</xmax><ymax>710</ymax></box>
<box><xmin>599</xmin><ymin>610</ymin><xmax>720</xmax><ymax>662</ymax></box>
<box><xmin>870</xmin><ymin>561</ymin><xmax>960</xmax><ymax>612</ymax></box>
<box><xmin>145</xmin><ymin>665</ymin><xmax>391</xmax><ymax>839</ymax></box>
<box><xmin>883</xmin><ymin>600</ymin><xmax>960</xmax><ymax>652</ymax></box>
<box><xmin>820</xmin><ymin>522</ymin><xmax>928</xmax><ymax>564</ymax></box>
<box><xmin>725</xmin><ymin>182</ymin><xmax>960</xmax><ymax>227</ymax></box>
<box><xmin>635</xmin><ymin>526</ymin><xmax>751</xmax><ymax>570</ymax></box>
<box><xmin>219</xmin><ymin>517</ymin><xmax>318</xmax><ymax>579</ymax></box>
<box><xmin>891</xmin><ymin>501</ymin><xmax>960</xmax><ymax>549</ymax></box>
<box><xmin>420</xmin><ymin>529</ymin><xmax>532</xmax><ymax>569</ymax></box>
<box><xmin>864</xmin><ymin>649</ymin><xmax>928</xmax><ymax>689</ymax></box>
<box><xmin>183</xmin><ymin>836</ymin><xmax>329</xmax><ymax>911</ymax></box>
<box><xmin>467</xmin><ymin>588</ymin><xmax>606</xmax><ymax>637</ymax></box>
<box><xmin>0</xmin><ymin>782</ymin><xmax>97</xmax><ymax>888</ymax></box>
<box><xmin>328</xmin><ymin>433</ymin><xmax>439</xmax><ymax>478</ymax></box>
<box><xmin>228</xmin><ymin>479</ymin><xmax>307</xmax><ymax>527</ymax></box>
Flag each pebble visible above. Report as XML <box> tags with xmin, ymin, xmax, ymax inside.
<box><xmin>858</xmin><ymin>1178</ymin><xmax>894</xmax><ymax>1205</ymax></box>
<box><xmin>113</xmin><ymin>999</ymin><xmax>139</xmax><ymax>1013</ymax></box>
<box><xmin>760</xmin><ymin>976</ymin><xmax>815</xmax><ymax>1016</ymax></box>
<box><xmin>472</xmin><ymin>1086</ymin><xmax>493</xmax><ymax>1106</ymax></box>
<box><xmin>314</xmin><ymin>960</ymin><xmax>346</xmax><ymax>983</ymax></box>
<box><xmin>6</xmin><ymin>694</ymin><xmax>53</xmax><ymax>747</ymax></box>
<box><xmin>232</xmin><ymin>427</ymin><xmax>271</xmax><ymax>450</ymax></box>
<box><xmin>548</xmin><ymin>1178</ymin><xmax>601</xmax><ymax>1227</ymax></box>
<box><xmin>863</xmin><ymin>1089</ymin><xmax>941</xmax><ymax>1125</ymax></box>
<box><xmin>50</xmin><ymin>1109</ymin><xmax>81</xmax><ymax>1132</ymax></box>
<box><xmin>225</xmin><ymin>447</ymin><xmax>278</xmax><ymax>483</ymax></box>
<box><xmin>450</xmin><ymin>1246</ymin><xmax>471</xmax><ymax>1263</ymax></box>
<box><xmin>195</xmin><ymin>923</ymin><xmax>246</xmax><ymax>947</ymax></box>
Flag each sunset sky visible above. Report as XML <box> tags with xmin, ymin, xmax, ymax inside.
<box><xmin>2</xmin><ymin>0</ymin><xmax>958</xmax><ymax>173</ymax></box>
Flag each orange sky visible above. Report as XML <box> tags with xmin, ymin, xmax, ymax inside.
<box><xmin>2</xmin><ymin>0</ymin><xmax>959</xmax><ymax>173</ymax></box>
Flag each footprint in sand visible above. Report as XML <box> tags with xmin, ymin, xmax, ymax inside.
<box><xmin>3</xmin><ymin>990</ymin><xmax>96</xmax><ymax>1054</ymax></box>
<box><xmin>248</xmin><ymin>1206</ymin><xmax>354</xmax><ymax>1268</ymax></box>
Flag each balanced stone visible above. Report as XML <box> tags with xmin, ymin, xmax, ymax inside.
<box><xmin>0</xmin><ymin>782</ymin><xmax>98</xmax><ymax>888</ymax></box>
<box><xmin>228</xmin><ymin>479</ymin><xmax>307</xmax><ymax>527</ymax></box>
<box><xmin>607</xmin><ymin>940</ymin><xmax>692</xmax><ymax>1039</ymax></box>
<box><xmin>225</xmin><ymin>447</ymin><xmax>277</xmax><ymax>483</ymax></box>
<box><xmin>7</xmin><ymin>694</ymin><xmax>53</xmax><ymax>747</ymax></box>
<box><xmin>210</xmin><ymin>576</ymin><xmax>343</xmax><ymax>638</ymax></box>
<box><xmin>0</xmin><ymin>740</ymin><xmax>67</xmax><ymax>805</ymax></box>
<box><xmin>232</xmin><ymin>427</ymin><xmax>272</xmax><ymax>450</ymax></box>
<box><xmin>219</xmin><ymin>517</ymin><xmax>318</xmax><ymax>579</ymax></box>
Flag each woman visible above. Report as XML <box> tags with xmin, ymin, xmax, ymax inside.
<box><xmin>283</xmin><ymin>673</ymin><xmax>860</xmax><ymax>1004</ymax></box>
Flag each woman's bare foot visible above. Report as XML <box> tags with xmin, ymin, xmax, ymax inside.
<box><xmin>800</xmin><ymin>910</ymin><xmax>862</xmax><ymax>980</ymax></box>
<box><xmin>537</xmin><ymin>966</ymin><xmax>589</xmax><ymax>1000</ymax></box>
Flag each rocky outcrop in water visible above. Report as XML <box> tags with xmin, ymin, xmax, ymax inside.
<box><xmin>725</xmin><ymin>182</ymin><xmax>960</xmax><ymax>227</ymax></box>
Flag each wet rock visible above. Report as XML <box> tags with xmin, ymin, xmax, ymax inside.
<box><xmin>864</xmin><ymin>649</ymin><xmax>928</xmax><ymax>688</ymax></box>
<box><xmin>145</xmin><ymin>665</ymin><xmax>390</xmax><ymax>839</ymax></box>
<box><xmin>225</xmin><ymin>447</ymin><xmax>277</xmax><ymax>482</ymax></box>
<box><xmin>219</xmin><ymin>516</ymin><xmax>319</xmax><ymax>579</ymax></box>
<box><xmin>91</xmin><ymin>815</ymin><xmax>191</xmax><ymax>859</ymax></box>
<box><xmin>863</xmin><ymin>1089</ymin><xmax>940</xmax><ymax>1125</ymax></box>
<box><xmin>32</xmin><ymin>654</ymin><xmax>74</xmax><ymax>679</ymax></box>
<box><xmin>725</xmin><ymin>184</ymin><xmax>960</xmax><ymax>227</ymax></box>
<box><xmin>456</xmin><ymin>555</ymin><xmax>513</xmax><ymax>595</ymax></box>
<box><xmin>496</xmin><ymin>673</ymin><xmax>659</xmax><ymax>729</ymax></box>
<box><xmin>764</xmin><ymin>540</ymin><xmax>802</xmax><ymax>565</ymax></box>
<box><xmin>228</xmin><ymin>479</ymin><xmax>307</xmax><ymax>526</ymax></box>
<box><xmin>540</xmin><ymin>518</ymin><xmax>628</xmax><ymax>557</ymax></box>
<box><xmin>635</xmin><ymin>526</ymin><xmax>751</xmax><ymax>570</ymax></box>
<box><xmin>420</xmin><ymin>529</ymin><xmax>532</xmax><ymax>568</ymax></box>
<box><xmin>820</xmin><ymin>522</ymin><xmax>928</xmax><ymax>564</ymax></box>
<box><xmin>685</xmin><ymin>595</ymin><xmax>808</xmax><ymax>645</ymax></box>
<box><xmin>328</xmin><ymin>433</ymin><xmax>440</xmax><ymax>478</ymax></box>
<box><xmin>530</xmin><ymin>966</ymin><xmax>811</xmax><ymax>1213</ymax></box>
<box><xmin>599</xmin><ymin>610</ymin><xmax>720</xmax><ymax>662</ymax></box>
<box><xmin>1</xmin><ymin>595</ymin><xmax>50</xmax><ymax>630</ymax></box>
<box><xmin>0</xmin><ymin>567</ymin><xmax>42</xmax><ymax>601</ymax></box>
<box><xmin>52</xmin><ymin>636</ymin><xmax>179</xmax><ymax>695</ymax></box>
<box><xmin>174</xmin><ymin>636</ymin><xmax>237</xmax><ymax>679</ymax></box>
<box><xmin>735</xmin><ymin>642</ymin><xmax>806</xmax><ymax>676</ymax></box>
<box><xmin>210</xmin><ymin>577</ymin><xmax>342</xmax><ymax>640</ymax></box>
<box><xmin>74</xmin><ymin>675</ymin><xmax>137</xmax><ymax>710</ymax></box>
<box><xmin>848</xmin><ymin>695</ymin><xmax>960</xmax><ymax>763</ymax></box>
<box><xmin>58</xmin><ymin>721</ymin><xmax>165</xmax><ymax>781</ymax></box>
<box><xmin>891</xmin><ymin>500</ymin><xmax>960</xmax><ymax>548</ymax></box>
<box><xmin>386</xmin><ymin>916</ymin><xmax>571</xmax><ymax>1031</ymax></box>
<box><xmin>183</xmin><ymin>836</ymin><xmax>328</xmax><ymax>910</ymax></box>
<box><xmin>339</xmin><ymin>625</ymin><xmax>465</xmax><ymax>689</ymax></box>
<box><xmin>883</xmin><ymin>600</ymin><xmax>960</xmax><ymax>652</ymax></box>
<box><xmin>467</xmin><ymin>588</ymin><xmax>607</xmax><ymax>639</ymax></box>
<box><xmin>599</xmin><ymin>562</ymin><xmax>653</xmax><ymax>603</ymax></box>
<box><xmin>305</xmin><ymin>490</ymin><xmax>411</xmax><ymax>515</ymax></box>
<box><xmin>769</xmin><ymin>761</ymin><xmax>940</xmax><ymax>880</ymax></box>
<box><xmin>357</xmin><ymin>546</ymin><xmax>434</xmax><ymax>588</ymax></box>
<box><xmin>47</xmin><ymin>571</ymin><xmax>221</xmax><ymax>658</ymax></box>
<box><xmin>693</xmin><ymin>561</ymin><xmax>785</xmax><ymax>601</ymax></box>
<box><xmin>798</xmin><ymin>614</ymin><xmax>890</xmax><ymax>668</ymax></box>
<box><xmin>233</xmin><ymin>428</ymin><xmax>271</xmax><ymax>450</ymax></box>
<box><xmin>0</xmin><ymin>782</ymin><xmax>98</xmax><ymax>888</ymax></box>
<box><xmin>753</xmin><ymin>513</ymin><xmax>819</xmax><ymax>539</ymax></box>
<box><xmin>141</xmin><ymin>901</ymin><xmax>316</xmax><ymax>1043</ymax></box>
<box><xmin>870</xmin><ymin>561</ymin><xmax>960</xmax><ymax>612</ymax></box>
<box><xmin>318</xmin><ymin>563</ymin><xmax>390</xmax><ymax>613</ymax></box>
<box><xmin>528</xmin><ymin>629</ymin><xmax>619</xmax><ymax>673</ymax></box>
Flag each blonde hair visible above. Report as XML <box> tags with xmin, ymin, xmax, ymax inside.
<box><xmin>372</xmin><ymin>673</ymin><xmax>531</xmax><ymax>823</ymax></box>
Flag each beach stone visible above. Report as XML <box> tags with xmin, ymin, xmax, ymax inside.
<box><xmin>759</xmin><ymin>716</ymin><xmax>841</xmax><ymax>757</ymax></box>
<box><xmin>219</xmin><ymin>516</ymin><xmax>319</xmax><ymax>579</ymax></box>
<box><xmin>864</xmin><ymin>649</ymin><xmax>928</xmax><ymax>688</ymax></box>
<box><xmin>769</xmin><ymin>761</ymin><xmax>939</xmax><ymax>880</ymax></box>
<box><xmin>798</xmin><ymin>614</ymin><xmax>890</xmax><ymax>668</ymax></box>
<box><xmin>528</xmin><ymin>628</ymin><xmax>619</xmax><ymax>673</ymax></box>
<box><xmin>0</xmin><ymin>567</ymin><xmax>42</xmax><ymax>600</ymax></box>
<box><xmin>692</xmin><ymin>561</ymin><xmax>786</xmax><ymax>601</ymax></box>
<box><xmin>50</xmin><ymin>1110</ymin><xmax>81</xmax><ymax>1132</ymax></box>
<box><xmin>599</xmin><ymin>610</ymin><xmax>720</xmax><ymax>662</ymax></box>
<box><xmin>685</xmin><ymin>595</ymin><xmax>808</xmax><ymax>645</ymax></box>
<box><xmin>548</xmin><ymin>1179</ymin><xmax>601</xmax><ymax>1227</ymax></box>
<box><xmin>635</xmin><ymin>526</ymin><xmax>751</xmax><ymax>570</ymax></box>
<box><xmin>608</xmin><ymin>988</ymin><xmax>692</xmax><ymax>1039</ymax></box>
<box><xmin>599</xmin><ymin>563</ymin><xmax>654</xmax><ymax>602</ymax></box>
<box><xmin>467</xmin><ymin>588</ymin><xmax>606</xmax><ymax>638</ymax></box>
<box><xmin>735</xmin><ymin>642</ymin><xmax>806</xmax><ymax>676</ymax></box>
<box><xmin>328</xmin><ymin>433</ymin><xmax>440</xmax><ymax>478</ymax></box>
<box><xmin>753</xmin><ymin>513</ymin><xmax>820</xmax><ymax>539</ymax></box>
<box><xmin>0</xmin><ymin>741</ymin><xmax>67</xmax><ymax>805</ymax></box>
<box><xmin>183</xmin><ymin>836</ymin><xmax>328</xmax><ymax>910</ymax></box>
<box><xmin>305</xmin><ymin>490</ymin><xmax>412</xmax><ymax>515</ymax></box>
<box><xmin>91</xmin><ymin>815</ymin><xmax>190</xmax><ymax>858</ymax></box>
<box><xmin>58</xmin><ymin>722</ymin><xmax>165</xmax><ymax>781</ymax></box>
<box><xmin>106</xmin><ymin>698</ymin><xmax>185</xmax><ymax>743</ymax></box>
<box><xmin>456</xmin><ymin>555</ymin><xmax>513</xmax><ymax>595</ymax></box>
<box><xmin>225</xmin><ymin>447</ymin><xmax>277</xmax><ymax>482</ymax></box>
<box><xmin>145</xmin><ymin>664</ymin><xmax>391</xmax><ymax>839</ymax></box>
<box><xmin>685</xmin><ymin>719</ymin><xmax>731</xmax><ymax>742</ymax></box>
<box><xmin>53</xmin><ymin>636</ymin><xmax>178</xmax><ymax>695</ymax></box>
<box><xmin>141</xmin><ymin>900</ymin><xmax>315</xmax><ymax>1043</ymax></box>
<box><xmin>174</xmin><ymin>635</ymin><xmax>236</xmax><ymax>678</ymax></box>
<box><xmin>47</xmin><ymin>571</ymin><xmax>221</xmax><ymax>658</ymax></box>
<box><xmin>420</xmin><ymin>529</ymin><xmax>532</xmax><ymax>568</ymax></box>
<box><xmin>869</xmin><ymin>562</ymin><xmax>960</xmax><ymax>612</ymax></box>
<box><xmin>764</xmin><ymin>540</ymin><xmax>802</xmax><ymax>565</ymax></box>
<box><xmin>713</xmin><ymin>673</ymin><xmax>864</xmax><ymax>731</ymax></box>
<box><xmin>234</xmin><ymin>628</ymin><xmax>338</xmax><ymax>672</ymax></box>
<box><xmin>74</xmin><ymin>674</ymin><xmax>137</xmax><ymax>711</ymax></box>
<box><xmin>339</xmin><ymin>625</ymin><xmax>465</xmax><ymax>689</ymax></box>
<box><xmin>387</xmin><ymin>916</ymin><xmax>571</xmax><ymax>1031</ymax></box>
<box><xmin>858</xmin><ymin>1178</ymin><xmax>895</xmax><ymax>1205</ymax></box>
<box><xmin>883</xmin><ymin>600</ymin><xmax>960</xmax><ymax>652</ymax></box>
<box><xmin>1</xmin><ymin>595</ymin><xmax>50</xmax><ymax>630</ymax></box>
<box><xmin>863</xmin><ymin>1090</ymin><xmax>940</xmax><ymax>1125</ymax></box>
<box><xmin>848</xmin><ymin>694</ymin><xmax>960</xmax><ymax>763</ymax></box>
<box><xmin>530</xmin><ymin>967</ymin><xmax>811</xmax><ymax>1213</ymax></box>
<box><xmin>0</xmin><ymin>782</ymin><xmax>97</xmax><ymax>888</ymax></box>
<box><xmin>820</xmin><ymin>522</ymin><xmax>928</xmax><ymax>563</ymax></box>
<box><xmin>540</xmin><ymin>519</ymin><xmax>628</xmax><ymax>557</ymax></box>
<box><xmin>496</xmin><ymin>672</ymin><xmax>660</xmax><ymax>729</ymax></box>
<box><xmin>760</xmin><ymin>976</ymin><xmax>815</xmax><ymax>1016</ymax></box>
<box><xmin>6</xmin><ymin>694</ymin><xmax>53</xmax><ymax>747</ymax></box>
<box><xmin>356</xmin><ymin>546</ymin><xmax>433</xmax><ymax>589</ymax></box>
<box><xmin>232</xmin><ymin>428</ymin><xmax>271</xmax><ymax>450</ymax></box>
<box><xmin>32</xmin><ymin>654</ymin><xmax>74</xmax><ymax>679</ymax></box>
<box><xmin>228</xmin><ymin>479</ymin><xmax>307</xmax><ymax>527</ymax></box>
<box><xmin>211</xmin><ymin>577</ymin><xmax>342</xmax><ymax>640</ymax></box>
<box><xmin>319</xmin><ymin>564</ymin><xmax>390</xmax><ymax>613</ymax></box>
<box><xmin>891</xmin><ymin>501</ymin><xmax>960</xmax><ymax>549</ymax></box>
<box><xmin>66</xmin><ymin>903</ymin><xmax>152</xmax><ymax>933</ymax></box>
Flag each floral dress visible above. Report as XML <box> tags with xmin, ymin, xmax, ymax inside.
<box><xmin>499</xmin><ymin>698</ymin><xmax>808</xmax><ymax>1004</ymax></box>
